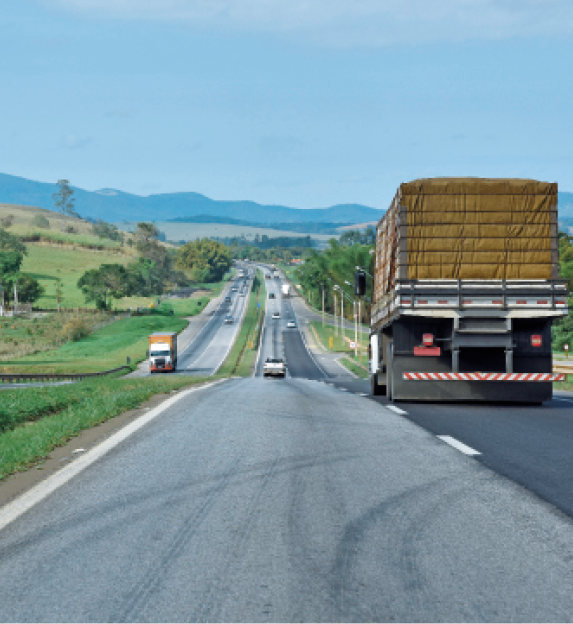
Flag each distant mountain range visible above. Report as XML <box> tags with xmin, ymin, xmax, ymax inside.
<box><xmin>0</xmin><ymin>173</ymin><xmax>382</xmax><ymax>226</ymax></box>
<box><xmin>1</xmin><ymin>172</ymin><xmax>571</xmax><ymax>227</ymax></box>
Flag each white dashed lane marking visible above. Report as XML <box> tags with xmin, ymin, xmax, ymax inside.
<box><xmin>386</xmin><ymin>405</ymin><xmax>408</xmax><ymax>415</ymax></box>
<box><xmin>437</xmin><ymin>435</ymin><xmax>481</xmax><ymax>456</ymax></box>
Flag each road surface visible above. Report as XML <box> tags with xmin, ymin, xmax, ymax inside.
<box><xmin>2</xmin><ymin>378</ymin><xmax>573</xmax><ymax>622</ymax></box>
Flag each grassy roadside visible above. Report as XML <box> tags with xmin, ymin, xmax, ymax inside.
<box><xmin>339</xmin><ymin>355</ymin><xmax>369</xmax><ymax>379</ymax></box>
<box><xmin>218</xmin><ymin>271</ymin><xmax>266</xmax><ymax>377</ymax></box>
<box><xmin>0</xmin><ymin>375</ymin><xmax>215</xmax><ymax>481</ymax></box>
<box><xmin>1</xmin><ymin>272</ymin><xmax>234</xmax><ymax>373</ymax></box>
<box><xmin>3</xmin><ymin>315</ymin><xmax>188</xmax><ymax>374</ymax></box>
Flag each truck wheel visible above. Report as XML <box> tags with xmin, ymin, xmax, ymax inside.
<box><xmin>386</xmin><ymin>342</ymin><xmax>394</xmax><ymax>402</ymax></box>
<box><xmin>371</xmin><ymin>374</ymin><xmax>384</xmax><ymax>396</ymax></box>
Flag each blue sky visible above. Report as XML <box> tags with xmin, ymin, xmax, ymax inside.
<box><xmin>1</xmin><ymin>0</ymin><xmax>572</xmax><ymax>209</ymax></box>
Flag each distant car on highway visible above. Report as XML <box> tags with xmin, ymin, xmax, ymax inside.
<box><xmin>231</xmin><ymin>287</ymin><xmax>238</xmax><ymax>291</ymax></box>
<box><xmin>240</xmin><ymin>292</ymin><xmax>245</xmax><ymax>296</ymax></box>
<box><xmin>263</xmin><ymin>358</ymin><xmax>286</xmax><ymax>378</ymax></box>
<box><xmin>272</xmin><ymin>312</ymin><xmax>281</xmax><ymax>319</ymax></box>
<box><xmin>286</xmin><ymin>320</ymin><xmax>296</xmax><ymax>328</ymax></box>
<box><xmin>224</xmin><ymin>296</ymin><xmax>231</xmax><ymax>303</ymax></box>
<box><xmin>224</xmin><ymin>315</ymin><xmax>233</xmax><ymax>324</ymax></box>
<box><xmin>269</xmin><ymin>292</ymin><xmax>275</xmax><ymax>299</ymax></box>
<box><xmin>265</xmin><ymin>274</ymin><xmax>271</xmax><ymax>279</ymax></box>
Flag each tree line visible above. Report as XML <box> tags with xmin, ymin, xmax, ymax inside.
<box><xmin>552</xmin><ymin>232</ymin><xmax>573</xmax><ymax>350</ymax></box>
<box><xmin>294</xmin><ymin>236</ymin><xmax>374</xmax><ymax>321</ymax></box>
<box><xmin>0</xmin><ymin>228</ymin><xmax>44</xmax><ymax>307</ymax></box>
<box><xmin>77</xmin><ymin>224</ymin><xmax>233</xmax><ymax>309</ymax></box>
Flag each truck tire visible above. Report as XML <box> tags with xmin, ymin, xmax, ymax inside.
<box><xmin>386</xmin><ymin>341</ymin><xmax>394</xmax><ymax>402</ymax></box>
<box><xmin>370</xmin><ymin>373</ymin><xmax>386</xmax><ymax>396</ymax></box>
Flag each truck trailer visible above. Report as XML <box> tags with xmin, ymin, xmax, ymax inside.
<box><xmin>149</xmin><ymin>332</ymin><xmax>178</xmax><ymax>373</ymax></box>
<box><xmin>362</xmin><ymin>178</ymin><xmax>568</xmax><ymax>403</ymax></box>
<box><xmin>281</xmin><ymin>284</ymin><xmax>291</xmax><ymax>298</ymax></box>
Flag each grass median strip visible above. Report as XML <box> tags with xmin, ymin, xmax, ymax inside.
<box><xmin>0</xmin><ymin>375</ymin><xmax>216</xmax><ymax>481</ymax></box>
<box><xmin>219</xmin><ymin>271</ymin><xmax>265</xmax><ymax>377</ymax></box>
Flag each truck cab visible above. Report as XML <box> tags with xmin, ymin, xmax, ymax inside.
<box><xmin>149</xmin><ymin>332</ymin><xmax>178</xmax><ymax>373</ymax></box>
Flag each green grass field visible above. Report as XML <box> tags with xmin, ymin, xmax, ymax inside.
<box><xmin>4</xmin><ymin>315</ymin><xmax>188</xmax><ymax>374</ymax></box>
<box><xmin>219</xmin><ymin>271</ymin><xmax>266</xmax><ymax>376</ymax></box>
<box><xmin>21</xmin><ymin>244</ymin><xmax>133</xmax><ymax>309</ymax></box>
<box><xmin>0</xmin><ymin>374</ymin><xmax>216</xmax><ymax>480</ymax></box>
<box><xmin>20</xmin><ymin>243</ymin><xmax>231</xmax><ymax>312</ymax></box>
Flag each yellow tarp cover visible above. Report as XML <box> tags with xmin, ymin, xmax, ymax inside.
<box><xmin>400</xmin><ymin>178</ymin><xmax>557</xmax><ymax>280</ymax></box>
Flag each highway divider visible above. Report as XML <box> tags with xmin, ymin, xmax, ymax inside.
<box><xmin>218</xmin><ymin>271</ymin><xmax>266</xmax><ymax>377</ymax></box>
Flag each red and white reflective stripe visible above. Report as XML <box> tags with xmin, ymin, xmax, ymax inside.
<box><xmin>403</xmin><ymin>372</ymin><xmax>564</xmax><ymax>381</ymax></box>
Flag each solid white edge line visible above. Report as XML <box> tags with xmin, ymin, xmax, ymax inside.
<box><xmin>437</xmin><ymin>435</ymin><xmax>481</xmax><ymax>456</ymax></box>
<box><xmin>386</xmin><ymin>405</ymin><xmax>408</xmax><ymax>415</ymax></box>
<box><xmin>0</xmin><ymin>378</ymin><xmax>231</xmax><ymax>534</ymax></box>
<box><xmin>552</xmin><ymin>397</ymin><xmax>573</xmax><ymax>403</ymax></box>
<box><xmin>333</xmin><ymin>356</ymin><xmax>359</xmax><ymax>378</ymax></box>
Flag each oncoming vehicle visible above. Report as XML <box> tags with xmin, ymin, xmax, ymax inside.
<box><xmin>224</xmin><ymin>315</ymin><xmax>233</xmax><ymax>324</ymax></box>
<box><xmin>286</xmin><ymin>320</ymin><xmax>296</xmax><ymax>328</ymax></box>
<box><xmin>263</xmin><ymin>358</ymin><xmax>286</xmax><ymax>378</ymax></box>
<box><xmin>272</xmin><ymin>312</ymin><xmax>281</xmax><ymax>319</ymax></box>
<box><xmin>149</xmin><ymin>332</ymin><xmax>177</xmax><ymax>373</ymax></box>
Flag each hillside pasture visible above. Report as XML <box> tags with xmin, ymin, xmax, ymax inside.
<box><xmin>20</xmin><ymin>244</ymin><xmax>135</xmax><ymax>309</ymax></box>
<box><xmin>119</xmin><ymin>221</ymin><xmax>337</xmax><ymax>244</ymax></box>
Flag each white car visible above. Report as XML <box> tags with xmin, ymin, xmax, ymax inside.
<box><xmin>272</xmin><ymin>312</ymin><xmax>281</xmax><ymax>319</ymax></box>
<box><xmin>286</xmin><ymin>320</ymin><xmax>296</xmax><ymax>328</ymax></box>
<box><xmin>263</xmin><ymin>358</ymin><xmax>286</xmax><ymax>378</ymax></box>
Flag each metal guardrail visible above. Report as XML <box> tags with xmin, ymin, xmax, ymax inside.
<box><xmin>0</xmin><ymin>366</ymin><xmax>132</xmax><ymax>384</ymax></box>
<box><xmin>554</xmin><ymin>363</ymin><xmax>573</xmax><ymax>381</ymax></box>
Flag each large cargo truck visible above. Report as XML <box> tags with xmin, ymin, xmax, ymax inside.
<box><xmin>362</xmin><ymin>178</ymin><xmax>568</xmax><ymax>403</ymax></box>
<box><xmin>281</xmin><ymin>284</ymin><xmax>291</xmax><ymax>298</ymax></box>
<box><xmin>149</xmin><ymin>332</ymin><xmax>178</xmax><ymax>373</ymax></box>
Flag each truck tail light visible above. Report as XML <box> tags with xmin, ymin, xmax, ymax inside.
<box><xmin>423</xmin><ymin>333</ymin><xmax>434</xmax><ymax>346</ymax></box>
<box><xmin>531</xmin><ymin>335</ymin><xmax>542</xmax><ymax>348</ymax></box>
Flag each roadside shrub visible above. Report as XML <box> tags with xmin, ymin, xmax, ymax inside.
<box><xmin>61</xmin><ymin>318</ymin><xmax>91</xmax><ymax>342</ymax></box>
<box><xmin>32</xmin><ymin>214</ymin><xmax>50</xmax><ymax>229</ymax></box>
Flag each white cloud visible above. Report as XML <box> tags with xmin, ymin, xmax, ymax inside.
<box><xmin>43</xmin><ymin>0</ymin><xmax>573</xmax><ymax>45</ymax></box>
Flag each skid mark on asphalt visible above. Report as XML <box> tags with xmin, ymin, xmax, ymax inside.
<box><xmin>192</xmin><ymin>457</ymin><xmax>281</xmax><ymax>622</ymax></box>
<box><xmin>116</xmin><ymin>457</ymin><xmax>241</xmax><ymax>622</ymax></box>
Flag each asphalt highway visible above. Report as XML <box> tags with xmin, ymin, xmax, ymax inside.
<box><xmin>255</xmin><ymin>270</ymin><xmax>326</xmax><ymax>380</ymax></box>
<box><xmin>253</xmin><ymin>265</ymin><xmax>573</xmax><ymax>524</ymax></box>
<box><xmin>176</xmin><ymin>268</ymin><xmax>252</xmax><ymax>376</ymax></box>
<box><xmin>2</xmin><ymin>377</ymin><xmax>573</xmax><ymax>622</ymax></box>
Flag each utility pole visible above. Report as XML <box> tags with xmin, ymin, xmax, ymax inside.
<box><xmin>358</xmin><ymin>299</ymin><xmax>362</xmax><ymax>362</ymax></box>
<box><xmin>13</xmin><ymin>279</ymin><xmax>18</xmax><ymax>316</ymax></box>
<box><xmin>322</xmin><ymin>285</ymin><xmax>325</xmax><ymax>328</ymax></box>
<box><xmin>340</xmin><ymin>292</ymin><xmax>344</xmax><ymax>345</ymax></box>
<box><xmin>333</xmin><ymin>291</ymin><xmax>338</xmax><ymax>337</ymax></box>
<box><xmin>0</xmin><ymin>278</ymin><xmax>3</xmax><ymax>317</ymax></box>
<box><xmin>354</xmin><ymin>300</ymin><xmax>358</xmax><ymax>357</ymax></box>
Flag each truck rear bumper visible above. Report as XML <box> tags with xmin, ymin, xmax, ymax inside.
<box><xmin>392</xmin><ymin>359</ymin><xmax>555</xmax><ymax>403</ymax></box>
<box><xmin>403</xmin><ymin>372</ymin><xmax>563</xmax><ymax>382</ymax></box>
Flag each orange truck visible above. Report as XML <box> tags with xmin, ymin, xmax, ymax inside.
<box><xmin>149</xmin><ymin>332</ymin><xmax>178</xmax><ymax>373</ymax></box>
